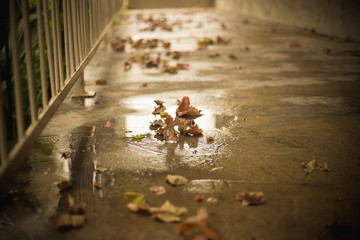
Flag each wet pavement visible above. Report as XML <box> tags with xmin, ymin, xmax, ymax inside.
<box><xmin>1</xmin><ymin>8</ymin><xmax>360</xmax><ymax>240</ymax></box>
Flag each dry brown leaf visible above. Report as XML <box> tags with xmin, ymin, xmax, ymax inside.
<box><xmin>206</xmin><ymin>136</ymin><xmax>214</xmax><ymax>142</ymax></box>
<box><xmin>236</xmin><ymin>192</ymin><xmax>265</xmax><ymax>206</ymax></box>
<box><xmin>186</xmin><ymin>125</ymin><xmax>203</xmax><ymax>136</ymax></box>
<box><xmin>228</xmin><ymin>54</ymin><xmax>237</xmax><ymax>60</ymax></box>
<box><xmin>154</xmin><ymin>100</ymin><xmax>165</xmax><ymax>106</ymax></box>
<box><xmin>176</xmin><ymin>63</ymin><xmax>189</xmax><ymax>70</ymax></box>
<box><xmin>289</xmin><ymin>42</ymin><xmax>301</xmax><ymax>48</ymax></box>
<box><xmin>95</xmin><ymin>79</ymin><xmax>107</xmax><ymax>85</ymax></box>
<box><xmin>150</xmin><ymin>200</ymin><xmax>188</xmax><ymax>223</ymax></box>
<box><xmin>100</xmin><ymin>120</ymin><xmax>111</xmax><ymax>128</ymax></box>
<box><xmin>150</xmin><ymin>186</ymin><xmax>166</xmax><ymax>195</ymax></box>
<box><xmin>208</xmin><ymin>53</ymin><xmax>220</xmax><ymax>58</ymax></box>
<box><xmin>177</xmin><ymin>207</ymin><xmax>218</xmax><ymax>240</ymax></box>
<box><xmin>166</xmin><ymin>174</ymin><xmax>188</xmax><ymax>186</ymax></box>
<box><xmin>57</xmin><ymin>180</ymin><xmax>72</xmax><ymax>191</ymax></box>
<box><xmin>216</xmin><ymin>36</ymin><xmax>230</xmax><ymax>44</ymax></box>
<box><xmin>176</xmin><ymin>96</ymin><xmax>202</xmax><ymax>118</ymax></box>
<box><xmin>152</xmin><ymin>106</ymin><xmax>166</xmax><ymax>115</ymax></box>
<box><xmin>195</xmin><ymin>194</ymin><xmax>205</xmax><ymax>202</ymax></box>
<box><xmin>157</xmin><ymin>115</ymin><xmax>179</xmax><ymax>142</ymax></box>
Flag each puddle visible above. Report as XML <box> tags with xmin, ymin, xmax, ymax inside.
<box><xmin>112</xmin><ymin>106</ymin><xmax>217</xmax><ymax>138</ymax></box>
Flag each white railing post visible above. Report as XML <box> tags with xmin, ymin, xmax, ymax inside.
<box><xmin>0</xmin><ymin>0</ymin><xmax>124</xmax><ymax>189</ymax></box>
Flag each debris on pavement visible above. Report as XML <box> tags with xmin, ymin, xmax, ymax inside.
<box><xmin>132</xmin><ymin>134</ymin><xmax>145</xmax><ymax>140</ymax></box>
<box><xmin>150</xmin><ymin>200</ymin><xmax>188</xmax><ymax>223</ymax></box>
<box><xmin>289</xmin><ymin>41</ymin><xmax>301</xmax><ymax>48</ymax></box>
<box><xmin>302</xmin><ymin>159</ymin><xmax>331</xmax><ymax>173</ymax></box>
<box><xmin>195</xmin><ymin>194</ymin><xmax>205</xmax><ymax>202</ymax></box>
<box><xmin>228</xmin><ymin>54</ymin><xmax>237</xmax><ymax>59</ymax></box>
<box><xmin>206</xmin><ymin>136</ymin><xmax>214</xmax><ymax>142</ymax></box>
<box><xmin>236</xmin><ymin>192</ymin><xmax>266</xmax><ymax>206</ymax></box>
<box><xmin>206</xmin><ymin>197</ymin><xmax>218</xmax><ymax>204</ymax></box>
<box><xmin>124</xmin><ymin>192</ymin><xmax>151</xmax><ymax>213</ymax></box>
<box><xmin>166</xmin><ymin>174</ymin><xmax>188</xmax><ymax>186</ymax></box>
<box><xmin>95</xmin><ymin>79</ymin><xmax>107</xmax><ymax>85</ymax></box>
<box><xmin>177</xmin><ymin>207</ymin><xmax>218</xmax><ymax>240</ymax></box>
<box><xmin>150</xmin><ymin>186</ymin><xmax>166</xmax><ymax>195</ymax></box>
<box><xmin>100</xmin><ymin>120</ymin><xmax>111</xmax><ymax>128</ymax></box>
<box><xmin>96</xmin><ymin>166</ymin><xmax>107</xmax><ymax>172</ymax></box>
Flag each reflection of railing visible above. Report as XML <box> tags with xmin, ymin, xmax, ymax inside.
<box><xmin>0</xmin><ymin>0</ymin><xmax>124</xmax><ymax>187</ymax></box>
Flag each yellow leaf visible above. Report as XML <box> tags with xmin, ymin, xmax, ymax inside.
<box><xmin>166</xmin><ymin>174</ymin><xmax>188</xmax><ymax>186</ymax></box>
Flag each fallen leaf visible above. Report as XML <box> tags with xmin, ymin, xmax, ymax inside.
<box><xmin>151</xmin><ymin>119</ymin><xmax>165</xmax><ymax>126</ymax></box>
<box><xmin>123</xmin><ymin>192</ymin><xmax>146</xmax><ymax>205</ymax></box>
<box><xmin>163</xmin><ymin>65</ymin><xmax>178</xmax><ymax>74</ymax></box>
<box><xmin>241</xmin><ymin>46</ymin><xmax>250</xmax><ymax>52</ymax></box>
<box><xmin>150</xmin><ymin>186</ymin><xmax>166</xmax><ymax>195</ymax></box>
<box><xmin>208</xmin><ymin>53</ymin><xmax>220</xmax><ymax>58</ymax></box>
<box><xmin>177</xmin><ymin>207</ymin><xmax>218</xmax><ymax>240</ymax></box>
<box><xmin>124</xmin><ymin>60</ymin><xmax>132</xmax><ymax>71</ymax></box>
<box><xmin>166</xmin><ymin>174</ymin><xmax>188</xmax><ymax>186</ymax></box>
<box><xmin>95</xmin><ymin>79</ymin><xmax>107</xmax><ymax>85</ymax></box>
<box><xmin>302</xmin><ymin>159</ymin><xmax>331</xmax><ymax>173</ymax></box>
<box><xmin>154</xmin><ymin>100</ymin><xmax>165</xmax><ymax>106</ymax></box>
<box><xmin>302</xmin><ymin>159</ymin><xmax>318</xmax><ymax>173</ymax></box>
<box><xmin>176</xmin><ymin>63</ymin><xmax>189</xmax><ymax>70</ymax></box>
<box><xmin>96</xmin><ymin>166</ymin><xmax>107</xmax><ymax>172</ymax></box>
<box><xmin>206</xmin><ymin>136</ymin><xmax>214</xmax><ymax>142</ymax></box>
<box><xmin>57</xmin><ymin>180</ymin><xmax>72</xmax><ymax>191</ymax></box>
<box><xmin>197</xmin><ymin>37</ymin><xmax>214</xmax><ymax>46</ymax></box>
<box><xmin>195</xmin><ymin>194</ymin><xmax>205</xmax><ymax>202</ymax></box>
<box><xmin>127</xmin><ymin>203</ymin><xmax>151</xmax><ymax>213</ymax></box>
<box><xmin>228</xmin><ymin>54</ymin><xmax>237</xmax><ymax>60</ymax></box>
<box><xmin>206</xmin><ymin>197</ymin><xmax>218</xmax><ymax>203</ymax></box>
<box><xmin>153</xmin><ymin>106</ymin><xmax>166</xmax><ymax>114</ymax></box>
<box><xmin>132</xmin><ymin>134</ymin><xmax>145</xmax><ymax>140</ymax></box>
<box><xmin>176</xmin><ymin>96</ymin><xmax>202</xmax><ymax>118</ymax></box>
<box><xmin>216</xmin><ymin>36</ymin><xmax>230</xmax><ymax>44</ymax></box>
<box><xmin>156</xmin><ymin>115</ymin><xmax>179</xmax><ymax>142</ymax></box>
<box><xmin>100</xmin><ymin>120</ymin><xmax>111</xmax><ymax>128</ymax></box>
<box><xmin>185</xmin><ymin>124</ymin><xmax>203</xmax><ymax>136</ymax></box>
<box><xmin>236</xmin><ymin>192</ymin><xmax>265</xmax><ymax>206</ymax></box>
<box><xmin>289</xmin><ymin>42</ymin><xmax>301</xmax><ymax>48</ymax></box>
<box><xmin>150</xmin><ymin>200</ymin><xmax>188</xmax><ymax>223</ymax></box>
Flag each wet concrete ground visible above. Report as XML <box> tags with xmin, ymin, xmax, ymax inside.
<box><xmin>1</xmin><ymin>8</ymin><xmax>360</xmax><ymax>240</ymax></box>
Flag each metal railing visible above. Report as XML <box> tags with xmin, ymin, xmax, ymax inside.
<box><xmin>0</xmin><ymin>0</ymin><xmax>124</xmax><ymax>187</ymax></box>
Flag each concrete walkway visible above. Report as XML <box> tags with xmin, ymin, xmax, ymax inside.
<box><xmin>1</xmin><ymin>8</ymin><xmax>360</xmax><ymax>240</ymax></box>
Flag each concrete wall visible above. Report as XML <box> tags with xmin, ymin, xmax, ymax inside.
<box><xmin>216</xmin><ymin>0</ymin><xmax>360</xmax><ymax>41</ymax></box>
<box><xmin>129</xmin><ymin>0</ymin><xmax>214</xmax><ymax>9</ymax></box>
